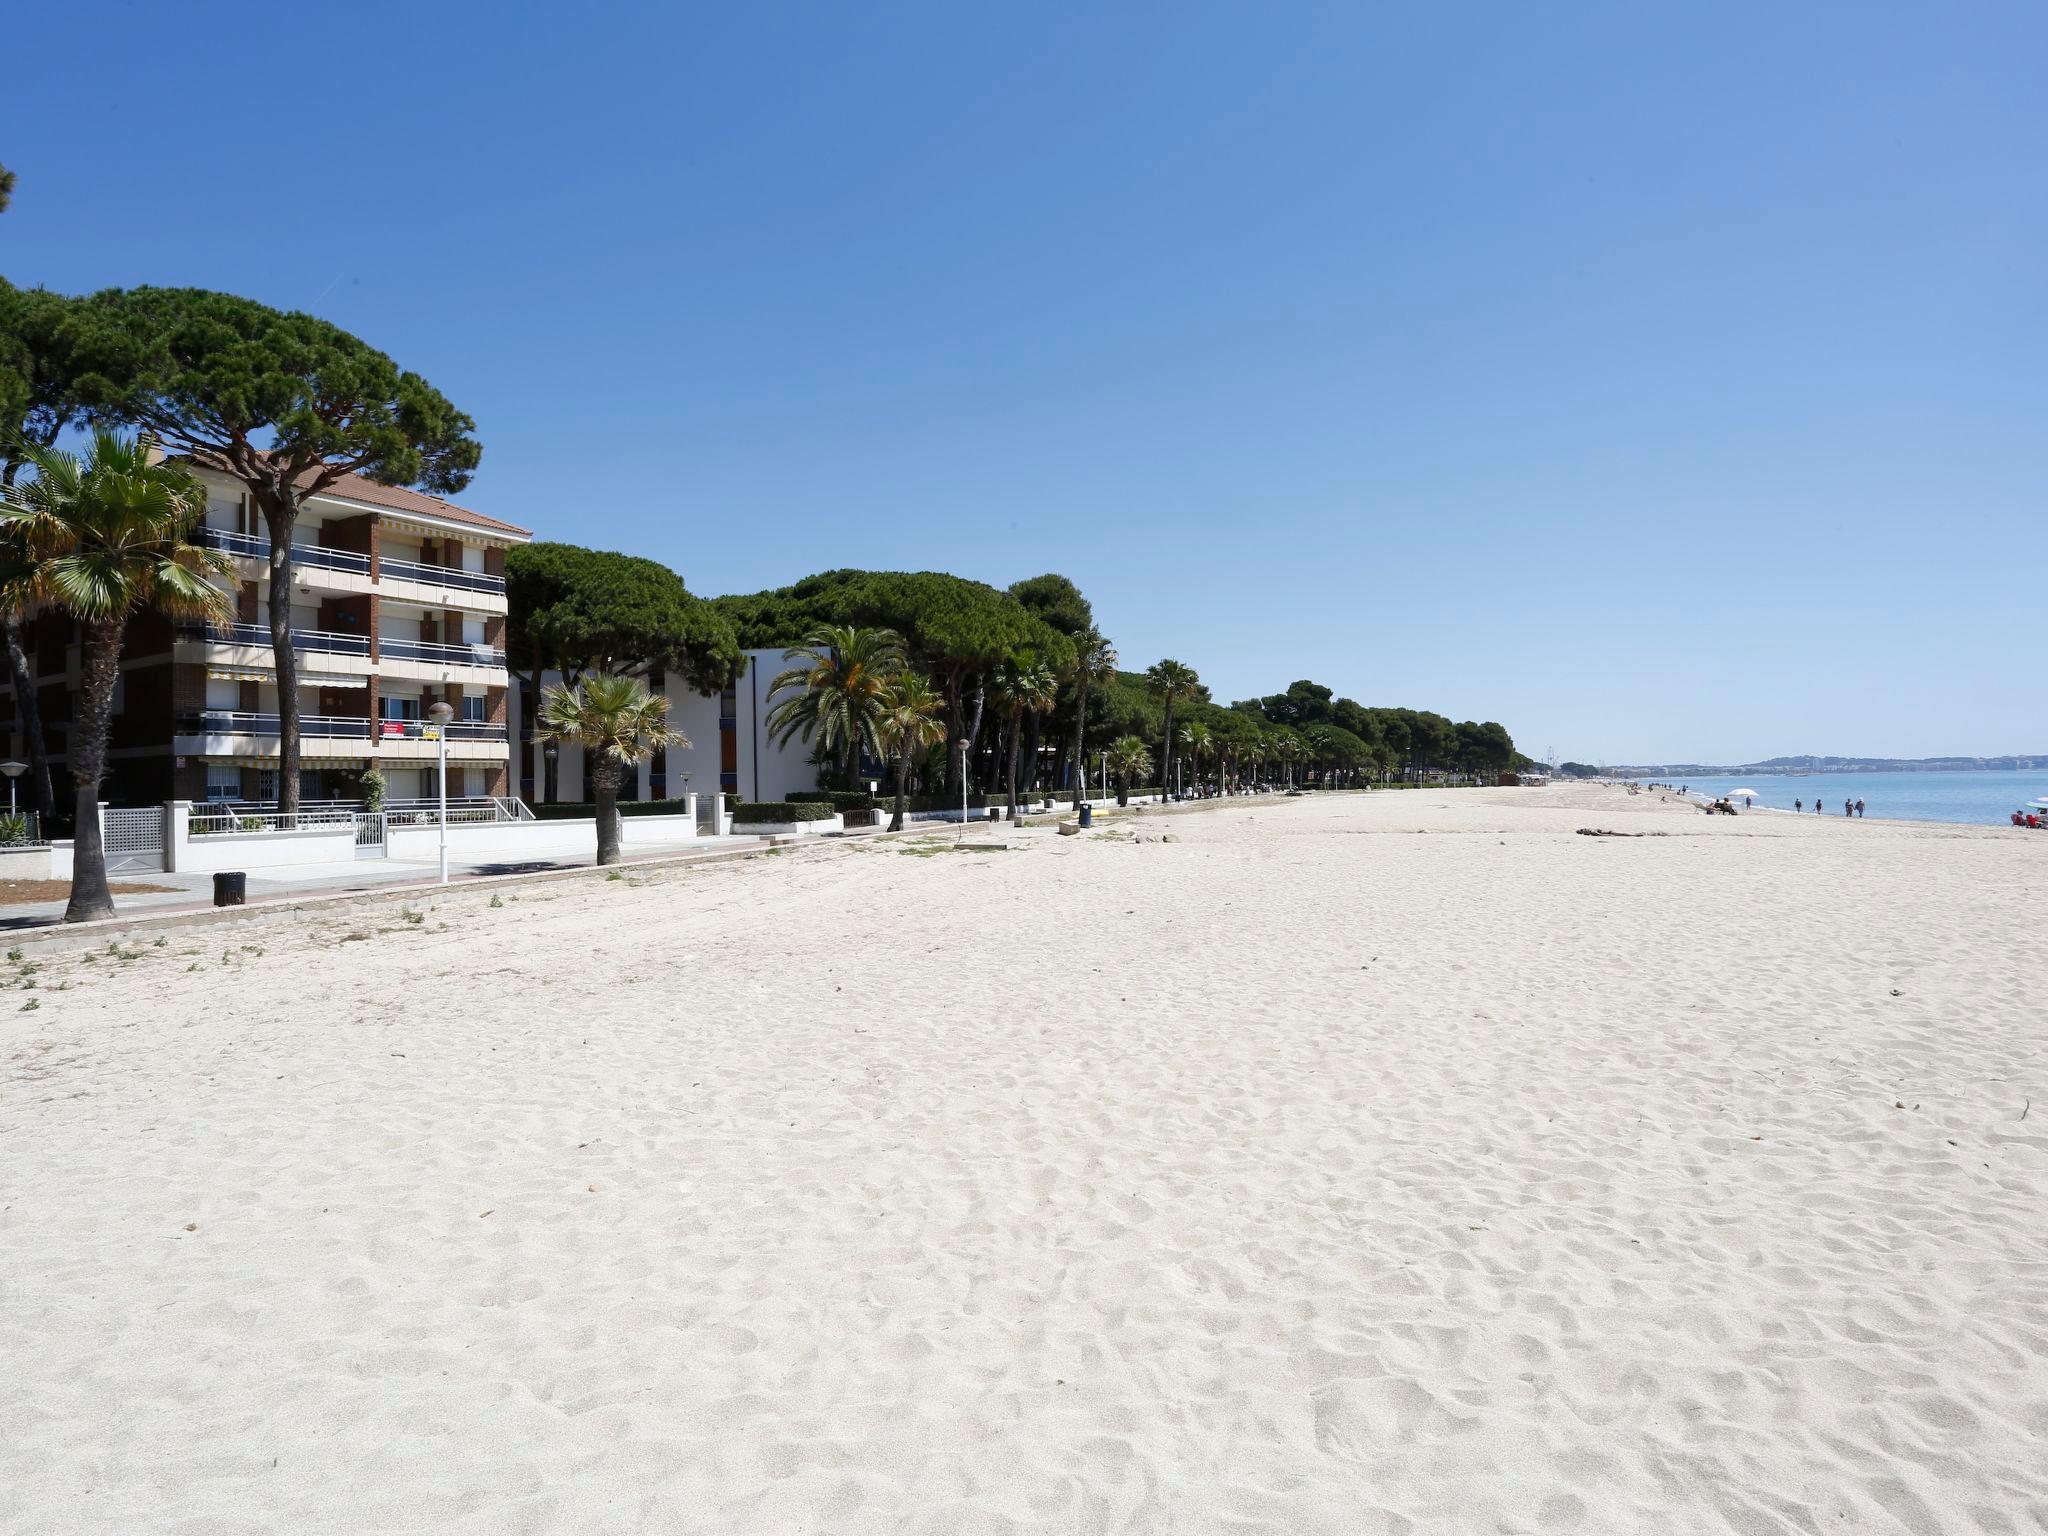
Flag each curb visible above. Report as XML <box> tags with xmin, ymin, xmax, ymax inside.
<box><xmin>8</xmin><ymin>821</ymin><xmax>992</xmax><ymax>956</ymax></box>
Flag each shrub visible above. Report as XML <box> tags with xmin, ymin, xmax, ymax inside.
<box><xmin>790</xmin><ymin>789</ymin><xmax>879</xmax><ymax>812</ymax></box>
<box><xmin>530</xmin><ymin>799</ymin><xmax>697</xmax><ymax>821</ymax></box>
<box><xmin>731</xmin><ymin>801</ymin><xmax>837</xmax><ymax>823</ymax></box>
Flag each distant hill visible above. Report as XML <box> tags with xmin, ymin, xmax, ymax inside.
<box><xmin>1599</xmin><ymin>755</ymin><xmax>2048</xmax><ymax>777</ymax></box>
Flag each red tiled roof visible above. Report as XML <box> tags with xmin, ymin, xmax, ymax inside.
<box><xmin>178</xmin><ymin>452</ymin><xmax>530</xmax><ymax>539</ymax></box>
<box><xmin>309</xmin><ymin>470</ymin><xmax>531</xmax><ymax>539</ymax></box>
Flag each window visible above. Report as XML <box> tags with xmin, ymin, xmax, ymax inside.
<box><xmin>380</xmin><ymin>696</ymin><xmax>421</xmax><ymax>721</ymax></box>
<box><xmin>205</xmin><ymin>768</ymin><xmax>241</xmax><ymax>803</ymax></box>
<box><xmin>460</xmin><ymin>695</ymin><xmax>486</xmax><ymax>723</ymax></box>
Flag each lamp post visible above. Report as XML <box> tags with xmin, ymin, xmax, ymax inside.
<box><xmin>0</xmin><ymin>760</ymin><xmax>23</xmax><ymax>816</ymax></box>
<box><xmin>426</xmin><ymin>701</ymin><xmax>454</xmax><ymax>885</ymax></box>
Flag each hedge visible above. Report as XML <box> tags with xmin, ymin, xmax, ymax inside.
<box><xmin>786</xmin><ymin>790</ymin><xmax>878</xmax><ymax>811</ymax></box>
<box><xmin>530</xmin><ymin>799</ymin><xmax>698</xmax><ymax>821</ymax></box>
<box><xmin>731</xmin><ymin>801</ymin><xmax>837</xmax><ymax>823</ymax></box>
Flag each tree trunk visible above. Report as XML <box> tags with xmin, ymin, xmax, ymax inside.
<box><xmin>64</xmin><ymin>616</ymin><xmax>125</xmax><ymax>923</ymax></box>
<box><xmin>1005</xmin><ymin>712</ymin><xmax>1021</xmax><ymax>821</ymax></box>
<box><xmin>1021</xmin><ymin>711</ymin><xmax>1043</xmax><ymax>792</ymax></box>
<box><xmin>1160</xmin><ymin>700</ymin><xmax>1176</xmax><ymax>795</ymax></box>
<box><xmin>962</xmin><ymin>676</ymin><xmax>987</xmax><ymax>793</ymax></box>
<box><xmin>592</xmin><ymin>756</ymin><xmax>623</xmax><ymax>865</ymax></box>
<box><xmin>1116</xmin><ymin>774</ymin><xmax>1129</xmax><ymax>808</ymax></box>
<box><xmin>889</xmin><ymin>741</ymin><xmax>911</xmax><ymax>832</ymax></box>
<box><xmin>2</xmin><ymin>611</ymin><xmax>55</xmax><ymax>828</ymax></box>
<box><xmin>260</xmin><ymin>497</ymin><xmax>302</xmax><ymax>820</ymax></box>
<box><xmin>1066</xmin><ymin>673</ymin><xmax>1090</xmax><ymax>807</ymax></box>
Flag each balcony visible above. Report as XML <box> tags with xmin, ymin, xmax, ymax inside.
<box><xmin>375</xmin><ymin>718</ymin><xmax>508</xmax><ymax>742</ymax></box>
<box><xmin>378</xmin><ymin>553</ymin><xmax>505</xmax><ymax>595</ymax></box>
<box><xmin>199</xmin><ymin>529</ymin><xmax>371</xmax><ymax>576</ymax></box>
<box><xmin>198</xmin><ymin>530</ymin><xmax>506</xmax><ymax>599</ymax></box>
<box><xmin>181</xmin><ymin>711</ymin><xmax>374</xmax><ymax>738</ymax></box>
<box><xmin>188</xmin><ymin>621</ymin><xmax>372</xmax><ymax>657</ymax></box>
<box><xmin>379</xmin><ymin>636</ymin><xmax>507</xmax><ymax>668</ymax></box>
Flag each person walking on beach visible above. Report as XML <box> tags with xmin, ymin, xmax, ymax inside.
<box><xmin>1795</xmin><ymin>798</ymin><xmax>1803</xmax><ymax>813</ymax></box>
<box><xmin>1844</xmin><ymin>798</ymin><xmax>1854</xmax><ymax>816</ymax></box>
<box><xmin>1856</xmin><ymin>798</ymin><xmax>1865</xmax><ymax>818</ymax></box>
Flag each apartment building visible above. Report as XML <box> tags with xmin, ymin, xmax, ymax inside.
<box><xmin>0</xmin><ymin>462</ymin><xmax>531</xmax><ymax>808</ymax></box>
<box><xmin>510</xmin><ymin>648</ymin><xmax>860</xmax><ymax>806</ymax></box>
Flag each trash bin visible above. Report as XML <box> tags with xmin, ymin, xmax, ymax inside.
<box><xmin>1078</xmin><ymin>803</ymin><xmax>1093</xmax><ymax>829</ymax></box>
<box><xmin>213</xmin><ymin>871</ymin><xmax>246</xmax><ymax>907</ymax></box>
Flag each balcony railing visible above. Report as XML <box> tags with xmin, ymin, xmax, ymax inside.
<box><xmin>199</xmin><ymin>528</ymin><xmax>371</xmax><ymax>576</ymax></box>
<box><xmin>378</xmin><ymin>553</ymin><xmax>505</xmax><ymax>594</ymax></box>
<box><xmin>186</xmin><ymin>621</ymin><xmax>371</xmax><ymax>656</ymax></box>
<box><xmin>375</xmin><ymin>718</ymin><xmax>508</xmax><ymax>742</ymax></box>
<box><xmin>197</xmin><ymin>530</ymin><xmax>506</xmax><ymax>594</ymax></box>
<box><xmin>379</xmin><ymin>636</ymin><xmax>507</xmax><ymax>668</ymax></box>
<box><xmin>180</xmin><ymin>711</ymin><xmax>374</xmax><ymax>738</ymax></box>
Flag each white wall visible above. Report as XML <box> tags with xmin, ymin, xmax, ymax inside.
<box><xmin>175</xmin><ymin>825</ymin><xmax>358</xmax><ymax>872</ymax></box>
<box><xmin>384</xmin><ymin>810</ymin><xmax>699</xmax><ymax>863</ymax></box>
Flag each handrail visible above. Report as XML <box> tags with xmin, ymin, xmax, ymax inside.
<box><xmin>181</xmin><ymin>711</ymin><xmax>374</xmax><ymax>738</ymax></box>
<box><xmin>197</xmin><ymin>530</ymin><xmax>504</xmax><ymax>592</ymax></box>
<box><xmin>377</xmin><ymin>554</ymin><xmax>505</xmax><ymax>594</ymax></box>
<box><xmin>375</xmin><ymin>718</ymin><xmax>507</xmax><ymax>741</ymax></box>
<box><xmin>198</xmin><ymin>528</ymin><xmax>371</xmax><ymax>575</ymax></box>
<box><xmin>379</xmin><ymin>636</ymin><xmax>507</xmax><ymax>667</ymax></box>
<box><xmin>191</xmin><ymin>621</ymin><xmax>371</xmax><ymax>656</ymax></box>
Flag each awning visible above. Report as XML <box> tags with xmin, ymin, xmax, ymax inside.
<box><xmin>204</xmin><ymin>666</ymin><xmax>364</xmax><ymax>687</ymax></box>
<box><xmin>206</xmin><ymin>753</ymin><xmax>372</xmax><ymax>769</ymax></box>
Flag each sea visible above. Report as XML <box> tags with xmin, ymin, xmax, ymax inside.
<box><xmin>1664</xmin><ymin>770</ymin><xmax>2048</xmax><ymax>828</ymax></box>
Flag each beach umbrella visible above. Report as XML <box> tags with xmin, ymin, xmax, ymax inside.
<box><xmin>1726</xmin><ymin>787</ymin><xmax>1761</xmax><ymax>799</ymax></box>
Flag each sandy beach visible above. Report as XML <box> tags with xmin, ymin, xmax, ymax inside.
<box><xmin>4</xmin><ymin>783</ymin><xmax>2045</xmax><ymax>1534</ymax></box>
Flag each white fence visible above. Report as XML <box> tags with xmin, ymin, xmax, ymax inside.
<box><xmin>127</xmin><ymin>796</ymin><xmax>702</xmax><ymax>876</ymax></box>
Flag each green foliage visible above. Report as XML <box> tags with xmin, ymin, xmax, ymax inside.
<box><xmin>1006</xmin><ymin>573</ymin><xmax>1093</xmax><ymax>638</ymax></box>
<box><xmin>539</xmin><ymin>674</ymin><xmax>686</xmax><ymax>773</ymax></box>
<box><xmin>715</xmin><ymin>569</ymin><xmax>1077</xmax><ymax>679</ymax></box>
<box><xmin>71</xmin><ymin>287</ymin><xmax>480</xmax><ymax>501</ymax></box>
<box><xmin>507</xmin><ymin>541</ymin><xmax>739</xmax><ymax>692</ymax></box>
<box><xmin>1559</xmin><ymin>761</ymin><xmax>1602</xmax><ymax>778</ymax></box>
<box><xmin>528</xmin><ymin>799</ymin><xmax>699</xmax><ymax>820</ymax></box>
<box><xmin>731</xmin><ymin>800</ymin><xmax>838</xmax><ymax>823</ymax></box>
<box><xmin>786</xmin><ymin>790</ymin><xmax>880</xmax><ymax>811</ymax></box>
<box><xmin>0</xmin><ymin>282</ymin><xmax>93</xmax><ymax>484</ymax></box>
<box><xmin>358</xmin><ymin>767</ymin><xmax>386</xmax><ymax>812</ymax></box>
<box><xmin>766</xmin><ymin>625</ymin><xmax>905</xmax><ymax>778</ymax></box>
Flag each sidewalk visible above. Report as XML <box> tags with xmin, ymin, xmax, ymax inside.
<box><xmin>0</xmin><ymin>831</ymin><xmax>762</xmax><ymax>931</ymax></box>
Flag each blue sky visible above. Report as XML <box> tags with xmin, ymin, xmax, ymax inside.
<box><xmin>6</xmin><ymin>2</ymin><xmax>2043</xmax><ymax>763</ymax></box>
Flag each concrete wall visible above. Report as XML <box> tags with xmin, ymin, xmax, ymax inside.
<box><xmin>175</xmin><ymin>824</ymin><xmax>358</xmax><ymax>873</ymax></box>
<box><xmin>0</xmin><ymin>845</ymin><xmax>53</xmax><ymax>880</ymax></box>
<box><xmin>384</xmin><ymin>809</ymin><xmax>699</xmax><ymax>864</ymax></box>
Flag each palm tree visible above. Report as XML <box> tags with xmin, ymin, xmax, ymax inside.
<box><xmin>2</xmin><ymin>432</ymin><xmax>230</xmax><ymax>922</ymax></box>
<box><xmin>766</xmin><ymin>625</ymin><xmax>905</xmax><ymax>789</ymax></box>
<box><xmin>539</xmin><ymin>673</ymin><xmax>686</xmax><ymax>865</ymax></box>
<box><xmin>1143</xmin><ymin>658</ymin><xmax>1199</xmax><ymax>796</ymax></box>
<box><xmin>876</xmin><ymin>670</ymin><xmax>947</xmax><ymax>832</ymax></box>
<box><xmin>1065</xmin><ymin>630</ymin><xmax>1116</xmax><ymax>807</ymax></box>
<box><xmin>1178</xmin><ymin>720</ymin><xmax>1213</xmax><ymax>797</ymax></box>
<box><xmin>1106</xmin><ymin>735</ymin><xmax>1152</xmax><ymax>808</ymax></box>
<box><xmin>990</xmin><ymin>649</ymin><xmax>1058</xmax><ymax>820</ymax></box>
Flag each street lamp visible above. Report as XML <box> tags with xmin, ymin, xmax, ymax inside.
<box><xmin>0</xmin><ymin>760</ymin><xmax>23</xmax><ymax>816</ymax></box>
<box><xmin>426</xmin><ymin>701</ymin><xmax>454</xmax><ymax>885</ymax></box>
<box><xmin>957</xmin><ymin>738</ymin><xmax>970</xmax><ymax>845</ymax></box>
